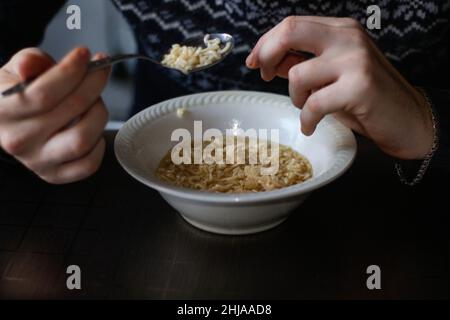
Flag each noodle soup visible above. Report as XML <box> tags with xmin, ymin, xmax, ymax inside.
<box><xmin>156</xmin><ymin>137</ymin><xmax>313</xmax><ymax>193</ymax></box>
<box><xmin>161</xmin><ymin>34</ymin><xmax>232</xmax><ymax>74</ymax></box>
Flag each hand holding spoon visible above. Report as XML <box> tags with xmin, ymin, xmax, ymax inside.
<box><xmin>1</xmin><ymin>33</ymin><xmax>235</xmax><ymax>97</ymax></box>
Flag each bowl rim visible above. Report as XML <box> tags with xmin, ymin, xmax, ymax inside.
<box><xmin>114</xmin><ymin>90</ymin><xmax>357</xmax><ymax>204</ymax></box>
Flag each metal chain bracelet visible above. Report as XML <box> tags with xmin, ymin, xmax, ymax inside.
<box><xmin>394</xmin><ymin>88</ymin><xmax>439</xmax><ymax>186</ymax></box>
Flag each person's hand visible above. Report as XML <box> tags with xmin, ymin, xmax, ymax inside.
<box><xmin>246</xmin><ymin>16</ymin><xmax>434</xmax><ymax>160</ymax></box>
<box><xmin>0</xmin><ymin>47</ymin><xmax>111</xmax><ymax>184</ymax></box>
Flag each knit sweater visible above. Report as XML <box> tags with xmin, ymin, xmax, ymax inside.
<box><xmin>0</xmin><ymin>0</ymin><xmax>449</xmax><ymax>177</ymax></box>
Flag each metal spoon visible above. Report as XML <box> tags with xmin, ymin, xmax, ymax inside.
<box><xmin>1</xmin><ymin>33</ymin><xmax>235</xmax><ymax>97</ymax></box>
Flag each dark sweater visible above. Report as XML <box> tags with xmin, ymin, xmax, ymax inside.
<box><xmin>0</xmin><ymin>0</ymin><xmax>449</xmax><ymax>178</ymax></box>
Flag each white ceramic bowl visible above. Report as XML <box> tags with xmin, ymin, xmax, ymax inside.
<box><xmin>115</xmin><ymin>91</ymin><xmax>357</xmax><ymax>235</ymax></box>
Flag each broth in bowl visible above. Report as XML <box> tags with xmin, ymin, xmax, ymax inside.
<box><xmin>156</xmin><ymin>136</ymin><xmax>313</xmax><ymax>193</ymax></box>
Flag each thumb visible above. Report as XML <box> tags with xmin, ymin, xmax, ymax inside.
<box><xmin>5</xmin><ymin>48</ymin><xmax>55</xmax><ymax>81</ymax></box>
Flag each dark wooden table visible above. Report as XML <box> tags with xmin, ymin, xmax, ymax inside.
<box><xmin>0</xmin><ymin>131</ymin><xmax>449</xmax><ymax>299</ymax></box>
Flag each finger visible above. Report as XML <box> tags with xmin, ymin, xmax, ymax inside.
<box><xmin>292</xmin><ymin>16</ymin><xmax>362</xmax><ymax>28</ymax></box>
<box><xmin>253</xmin><ymin>17</ymin><xmax>333</xmax><ymax>81</ymax></box>
<box><xmin>40</xmin><ymin>99</ymin><xmax>108</xmax><ymax>166</ymax></box>
<box><xmin>3</xmin><ymin>48</ymin><xmax>55</xmax><ymax>81</ymax></box>
<box><xmin>288</xmin><ymin>57</ymin><xmax>338</xmax><ymax>108</ymax></box>
<box><xmin>246</xmin><ymin>16</ymin><xmax>361</xmax><ymax>70</ymax></box>
<box><xmin>300</xmin><ymin>81</ymin><xmax>349</xmax><ymax>136</ymax></box>
<box><xmin>44</xmin><ymin>53</ymin><xmax>111</xmax><ymax>133</ymax></box>
<box><xmin>0</xmin><ymin>49</ymin><xmax>56</xmax><ymax>119</ymax></box>
<box><xmin>0</xmin><ymin>116</ymin><xmax>52</xmax><ymax>157</ymax></box>
<box><xmin>247</xmin><ymin>20</ymin><xmax>312</xmax><ymax>70</ymax></box>
<box><xmin>21</xmin><ymin>47</ymin><xmax>91</xmax><ymax>115</ymax></box>
<box><xmin>3</xmin><ymin>54</ymin><xmax>110</xmax><ymax>157</ymax></box>
<box><xmin>275</xmin><ymin>54</ymin><xmax>305</xmax><ymax>79</ymax></box>
<box><xmin>44</xmin><ymin>138</ymin><xmax>105</xmax><ymax>185</ymax></box>
<box><xmin>246</xmin><ymin>27</ymin><xmax>277</xmax><ymax>69</ymax></box>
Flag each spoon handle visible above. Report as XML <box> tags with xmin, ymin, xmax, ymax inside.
<box><xmin>1</xmin><ymin>53</ymin><xmax>151</xmax><ymax>97</ymax></box>
<box><xmin>87</xmin><ymin>54</ymin><xmax>148</xmax><ymax>72</ymax></box>
<box><xmin>1</xmin><ymin>78</ymin><xmax>35</xmax><ymax>97</ymax></box>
